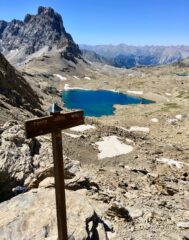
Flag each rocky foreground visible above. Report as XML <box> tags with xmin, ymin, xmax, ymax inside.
<box><xmin>0</xmin><ymin>114</ymin><xmax>189</xmax><ymax>239</ymax></box>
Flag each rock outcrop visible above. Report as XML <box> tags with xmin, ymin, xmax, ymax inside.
<box><xmin>0</xmin><ymin>188</ymin><xmax>109</xmax><ymax>240</ymax></box>
<box><xmin>0</xmin><ymin>121</ymin><xmax>80</xmax><ymax>201</ymax></box>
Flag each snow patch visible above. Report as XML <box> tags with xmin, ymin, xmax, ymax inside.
<box><xmin>73</xmin><ymin>76</ymin><xmax>80</xmax><ymax>80</ymax></box>
<box><xmin>127</xmin><ymin>90</ymin><xmax>143</xmax><ymax>95</ymax></box>
<box><xmin>175</xmin><ymin>114</ymin><xmax>182</xmax><ymax>120</ymax></box>
<box><xmin>128</xmin><ymin>73</ymin><xmax>134</xmax><ymax>77</ymax></box>
<box><xmin>119</xmin><ymin>126</ymin><xmax>129</xmax><ymax>132</ymax></box>
<box><xmin>53</xmin><ymin>74</ymin><xmax>67</xmax><ymax>81</ymax></box>
<box><xmin>126</xmin><ymin>138</ymin><xmax>134</xmax><ymax>143</ymax></box>
<box><xmin>10</xmin><ymin>49</ymin><xmax>19</xmax><ymax>53</ymax></box>
<box><xmin>96</xmin><ymin>136</ymin><xmax>133</xmax><ymax>159</ymax></box>
<box><xmin>157</xmin><ymin>157</ymin><xmax>185</xmax><ymax>169</ymax></box>
<box><xmin>64</xmin><ymin>84</ymin><xmax>87</xmax><ymax>91</ymax></box>
<box><xmin>70</xmin><ymin>124</ymin><xmax>96</xmax><ymax>132</ymax></box>
<box><xmin>165</xmin><ymin>93</ymin><xmax>172</xmax><ymax>96</ymax></box>
<box><xmin>84</xmin><ymin>77</ymin><xmax>91</xmax><ymax>80</ymax></box>
<box><xmin>110</xmin><ymin>89</ymin><xmax>120</xmax><ymax>93</ymax></box>
<box><xmin>63</xmin><ymin>132</ymin><xmax>80</xmax><ymax>138</ymax></box>
<box><xmin>167</xmin><ymin>119</ymin><xmax>178</xmax><ymax>124</ymax></box>
<box><xmin>129</xmin><ymin>126</ymin><xmax>150</xmax><ymax>133</ymax></box>
<box><xmin>150</xmin><ymin>118</ymin><xmax>159</xmax><ymax>123</ymax></box>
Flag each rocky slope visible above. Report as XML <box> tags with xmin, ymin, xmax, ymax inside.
<box><xmin>0</xmin><ymin>6</ymin><xmax>81</xmax><ymax>65</ymax></box>
<box><xmin>0</xmin><ymin>114</ymin><xmax>189</xmax><ymax>239</ymax></box>
<box><xmin>80</xmin><ymin>44</ymin><xmax>189</xmax><ymax>68</ymax></box>
<box><xmin>0</xmin><ymin>52</ymin><xmax>44</xmax><ymax>123</ymax></box>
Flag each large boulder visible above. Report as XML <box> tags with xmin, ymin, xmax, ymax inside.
<box><xmin>0</xmin><ymin>188</ymin><xmax>109</xmax><ymax>240</ymax></box>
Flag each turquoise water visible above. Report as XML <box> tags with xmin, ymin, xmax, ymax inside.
<box><xmin>62</xmin><ymin>89</ymin><xmax>154</xmax><ymax>117</ymax></box>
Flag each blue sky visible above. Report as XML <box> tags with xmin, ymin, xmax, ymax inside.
<box><xmin>0</xmin><ymin>0</ymin><xmax>188</xmax><ymax>46</ymax></box>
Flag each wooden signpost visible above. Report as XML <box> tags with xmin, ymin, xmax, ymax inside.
<box><xmin>25</xmin><ymin>104</ymin><xmax>84</xmax><ymax>240</ymax></box>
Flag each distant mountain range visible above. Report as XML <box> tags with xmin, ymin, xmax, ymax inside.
<box><xmin>0</xmin><ymin>7</ymin><xmax>82</xmax><ymax>65</ymax></box>
<box><xmin>80</xmin><ymin>44</ymin><xmax>189</xmax><ymax>68</ymax></box>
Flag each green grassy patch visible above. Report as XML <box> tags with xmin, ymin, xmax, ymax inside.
<box><xmin>161</xmin><ymin>102</ymin><xmax>180</xmax><ymax>112</ymax></box>
<box><xmin>176</xmin><ymin>72</ymin><xmax>188</xmax><ymax>77</ymax></box>
<box><xmin>177</xmin><ymin>91</ymin><xmax>189</xmax><ymax>99</ymax></box>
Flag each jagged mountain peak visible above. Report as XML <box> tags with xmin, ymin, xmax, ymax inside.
<box><xmin>37</xmin><ymin>6</ymin><xmax>58</xmax><ymax>16</ymax></box>
<box><xmin>0</xmin><ymin>6</ymin><xmax>81</xmax><ymax>65</ymax></box>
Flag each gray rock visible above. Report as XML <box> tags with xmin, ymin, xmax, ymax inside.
<box><xmin>177</xmin><ymin>222</ymin><xmax>189</xmax><ymax>229</ymax></box>
<box><xmin>182</xmin><ymin>232</ymin><xmax>189</xmax><ymax>240</ymax></box>
<box><xmin>0</xmin><ymin>188</ymin><xmax>108</xmax><ymax>240</ymax></box>
<box><xmin>127</xmin><ymin>207</ymin><xmax>144</xmax><ymax>219</ymax></box>
<box><xmin>106</xmin><ymin>202</ymin><xmax>132</xmax><ymax>221</ymax></box>
<box><xmin>0</xmin><ymin>121</ymin><xmax>81</xmax><ymax>201</ymax></box>
<box><xmin>39</xmin><ymin>177</ymin><xmax>55</xmax><ymax>188</ymax></box>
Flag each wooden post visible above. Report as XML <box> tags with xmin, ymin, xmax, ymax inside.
<box><xmin>52</xmin><ymin>129</ymin><xmax>68</xmax><ymax>240</ymax></box>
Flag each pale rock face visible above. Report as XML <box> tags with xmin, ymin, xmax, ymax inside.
<box><xmin>38</xmin><ymin>177</ymin><xmax>55</xmax><ymax>188</ymax></box>
<box><xmin>177</xmin><ymin>222</ymin><xmax>189</xmax><ymax>229</ymax></box>
<box><xmin>0</xmin><ymin>188</ymin><xmax>108</xmax><ymax>240</ymax></box>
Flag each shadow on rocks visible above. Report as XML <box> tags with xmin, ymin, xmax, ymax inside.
<box><xmin>86</xmin><ymin>211</ymin><xmax>113</xmax><ymax>240</ymax></box>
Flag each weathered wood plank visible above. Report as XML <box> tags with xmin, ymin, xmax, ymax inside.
<box><xmin>25</xmin><ymin>110</ymin><xmax>84</xmax><ymax>138</ymax></box>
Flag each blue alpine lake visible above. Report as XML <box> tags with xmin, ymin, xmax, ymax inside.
<box><xmin>62</xmin><ymin>89</ymin><xmax>154</xmax><ymax>117</ymax></box>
